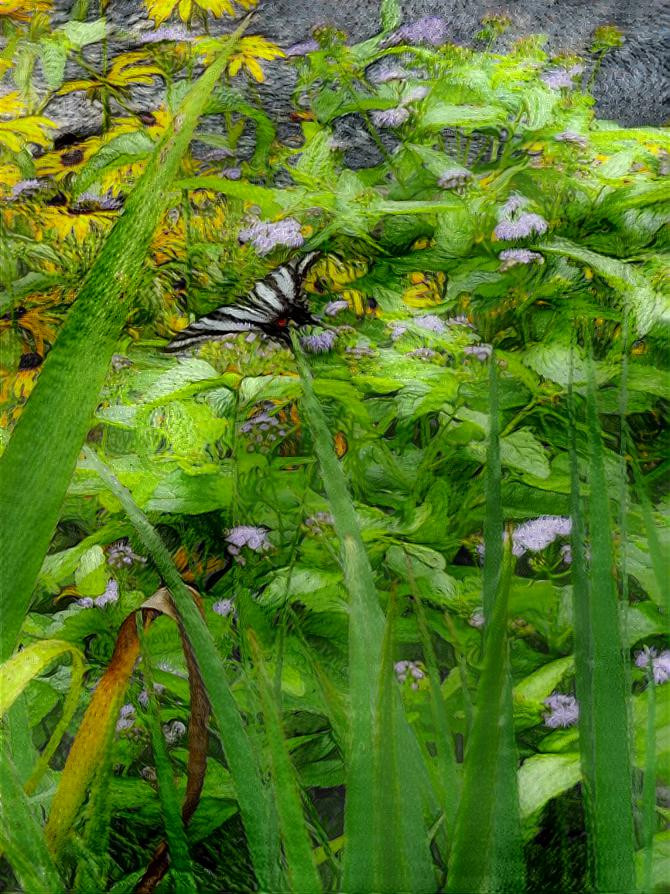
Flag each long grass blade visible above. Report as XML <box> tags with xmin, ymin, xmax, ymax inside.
<box><xmin>0</xmin><ymin>22</ymin><xmax>248</xmax><ymax>662</ymax></box>
<box><xmin>0</xmin><ymin>744</ymin><xmax>64</xmax><ymax>894</ymax></box>
<box><xmin>290</xmin><ymin>332</ymin><xmax>435</xmax><ymax>892</ymax></box>
<box><xmin>82</xmin><ymin>446</ymin><xmax>278</xmax><ymax>891</ymax></box>
<box><xmin>631</xmin><ymin>459</ymin><xmax>670</xmax><ymax>618</ymax></box>
<box><xmin>446</xmin><ymin>539</ymin><xmax>516</xmax><ymax>892</ymax></box>
<box><xmin>641</xmin><ymin>669</ymin><xmax>657</xmax><ymax>894</ymax></box>
<box><xmin>247</xmin><ymin>629</ymin><xmax>322</xmax><ymax>894</ymax></box>
<box><xmin>572</xmin><ymin>346</ymin><xmax>636</xmax><ymax>892</ymax></box>
<box><xmin>136</xmin><ymin>615</ymin><xmax>197</xmax><ymax>893</ymax></box>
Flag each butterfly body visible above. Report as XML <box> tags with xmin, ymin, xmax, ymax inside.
<box><xmin>164</xmin><ymin>251</ymin><xmax>322</xmax><ymax>353</ymax></box>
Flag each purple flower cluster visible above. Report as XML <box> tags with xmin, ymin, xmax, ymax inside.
<box><xmin>635</xmin><ymin>647</ymin><xmax>670</xmax><ymax>685</ymax></box>
<box><xmin>544</xmin><ymin>693</ymin><xmax>579</xmax><ymax>728</ymax></box>
<box><xmin>409</xmin><ymin>347</ymin><xmax>439</xmax><ymax>360</ymax></box>
<box><xmin>370</xmin><ymin>106</ymin><xmax>411</xmax><ymax>128</ymax></box>
<box><xmin>404</xmin><ymin>85</ymin><xmax>430</xmax><ymax>103</ymax></box>
<box><xmin>554</xmin><ymin>130</ymin><xmax>588</xmax><ymax>148</ymax></box>
<box><xmin>513</xmin><ymin>516</ymin><xmax>572</xmax><ymax>557</ymax></box>
<box><xmin>416</xmin><ymin>314</ymin><xmax>447</xmax><ymax>334</ymax></box>
<box><xmin>78</xmin><ymin>578</ymin><xmax>120</xmax><ymax>610</ymax></box>
<box><xmin>222</xmin><ymin>166</ymin><xmax>242</xmax><ymax>180</ymax></box>
<box><xmin>225</xmin><ymin>526</ymin><xmax>271</xmax><ymax>564</ymax></box>
<box><xmin>499</xmin><ymin>249</ymin><xmax>545</xmax><ymax>270</ymax></box>
<box><xmin>285</xmin><ymin>39</ymin><xmax>319</xmax><ymax>57</ymax></box>
<box><xmin>438</xmin><ymin>167</ymin><xmax>472</xmax><ymax>190</ymax></box>
<box><xmin>446</xmin><ymin>314</ymin><xmax>474</xmax><ymax>328</ymax></box>
<box><xmin>468</xmin><ymin>609</ymin><xmax>486</xmax><ymax>629</ymax></box>
<box><xmin>111</xmin><ymin>353</ymin><xmax>132</xmax><ymax>371</ymax></box>
<box><xmin>323</xmin><ymin>299</ymin><xmax>350</xmax><ymax>317</ymax></box>
<box><xmin>394</xmin><ymin>660</ymin><xmax>425</xmax><ymax>690</ymax></box>
<box><xmin>464</xmin><ymin>343</ymin><xmax>492</xmax><ymax>361</ymax></box>
<box><xmin>239</xmin><ymin>218</ymin><xmax>304</xmax><ymax>255</ymax></box>
<box><xmin>163</xmin><ymin>720</ymin><xmax>187</xmax><ymax>745</ymax></box>
<box><xmin>494</xmin><ymin>213</ymin><xmax>548</xmax><ymax>241</ymax></box>
<box><xmin>107</xmin><ymin>540</ymin><xmax>146</xmax><ymax>569</ymax></box>
<box><xmin>541</xmin><ymin>65</ymin><xmax>583</xmax><ymax>90</ymax></box>
<box><xmin>240</xmin><ymin>404</ymin><xmax>287</xmax><ymax>451</ymax></box>
<box><xmin>301</xmin><ymin>330</ymin><xmax>337</xmax><ymax>353</ymax></box>
<box><xmin>116</xmin><ymin>703</ymin><xmax>136</xmax><ymax>732</ymax></box>
<box><xmin>389</xmin><ymin>321</ymin><xmax>409</xmax><ymax>341</ymax></box>
<box><xmin>213</xmin><ymin>598</ymin><xmax>235</xmax><ymax>617</ymax></box>
<box><xmin>389</xmin><ymin>16</ymin><xmax>448</xmax><ymax>46</ymax></box>
<box><xmin>10</xmin><ymin>179</ymin><xmax>42</xmax><ymax>200</ymax></box>
<box><xmin>305</xmin><ymin>511</ymin><xmax>334</xmax><ymax>534</ymax></box>
<box><xmin>369</xmin><ymin>64</ymin><xmax>412</xmax><ymax>84</ymax></box>
<box><xmin>137</xmin><ymin>25</ymin><xmax>194</xmax><ymax>43</ymax></box>
<box><xmin>138</xmin><ymin>682</ymin><xmax>164</xmax><ymax>708</ymax></box>
<box><xmin>346</xmin><ymin>344</ymin><xmax>376</xmax><ymax>358</ymax></box>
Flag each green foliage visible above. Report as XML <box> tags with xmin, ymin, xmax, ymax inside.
<box><xmin>0</xmin><ymin>2</ymin><xmax>667</xmax><ymax>891</ymax></box>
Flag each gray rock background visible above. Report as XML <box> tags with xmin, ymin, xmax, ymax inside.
<box><xmin>49</xmin><ymin>0</ymin><xmax>669</xmax><ymax>139</ymax></box>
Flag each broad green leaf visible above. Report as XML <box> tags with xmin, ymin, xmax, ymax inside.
<box><xmin>71</xmin><ymin>131</ymin><xmax>156</xmax><ymax>198</ymax></box>
<box><xmin>518</xmin><ymin>753</ymin><xmax>581</xmax><ymax>820</ymax></box>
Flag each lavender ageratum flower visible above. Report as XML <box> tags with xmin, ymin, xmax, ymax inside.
<box><xmin>554</xmin><ymin>130</ymin><xmax>588</xmax><ymax>148</ymax></box>
<box><xmin>222</xmin><ymin>166</ymin><xmax>242</xmax><ymax>180</ymax></box>
<box><xmin>469</xmin><ymin>609</ymin><xmax>486</xmax><ymax>629</ymax></box>
<box><xmin>464</xmin><ymin>343</ymin><xmax>493</xmax><ymax>361</ymax></box>
<box><xmin>213</xmin><ymin>598</ymin><xmax>235</xmax><ymax>617</ymax></box>
<box><xmin>95</xmin><ymin>578</ymin><xmax>119</xmax><ymax>607</ymax></box>
<box><xmin>225</xmin><ymin>526</ymin><xmax>271</xmax><ymax>563</ymax></box>
<box><xmin>116</xmin><ymin>703</ymin><xmax>136</xmax><ymax>732</ymax></box>
<box><xmin>238</xmin><ymin>218</ymin><xmax>304</xmax><ymax>255</ymax></box>
<box><xmin>494</xmin><ymin>212</ymin><xmax>548</xmax><ymax>241</ymax></box>
<box><xmin>301</xmin><ymin>330</ymin><xmax>337</xmax><ymax>353</ymax></box>
<box><xmin>138</xmin><ymin>682</ymin><xmax>164</xmax><ymax>708</ymax></box>
<box><xmin>438</xmin><ymin>167</ymin><xmax>472</xmax><ymax>190</ymax></box>
<box><xmin>346</xmin><ymin>344</ymin><xmax>376</xmax><ymax>358</ymax></box>
<box><xmin>544</xmin><ymin>693</ymin><xmax>579</xmax><ymax>728</ymax></box>
<box><xmin>370</xmin><ymin>106</ymin><xmax>411</xmax><ymax>128</ymax></box>
<box><xmin>305</xmin><ymin>511</ymin><xmax>335</xmax><ymax>533</ymax></box>
<box><xmin>140</xmin><ymin>766</ymin><xmax>157</xmax><ymax>782</ymax></box>
<box><xmin>285</xmin><ymin>38</ymin><xmax>319</xmax><ymax>57</ymax></box>
<box><xmin>369</xmin><ymin>64</ymin><xmax>412</xmax><ymax>84</ymax></box>
<box><xmin>512</xmin><ymin>516</ymin><xmax>572</xmax><ymax>557</ymax></box>
<box><xmin>240</xmin><ymin>404</ymin><xmax>286</xmax><ymax>451</ymax></box>
<box><xmin>324</xmin><ymin>299</ymin><xmax>350</xmax><ymax>317</ymax></box>
<box><xmin>137</xmin><ymin>25</ymin><xmax>194</xmax><ymax>43</ymax></box>
<box><xmin>389</xmin><ymin>321</ymin><xmax>409</xmax><ymax>341</ymax></box>
<box><xmin>499</xmin><ymin>248</ymin><xmax>545</xmax><ymax>270</ymax></box>
<box><xmin>163</xmin><ymin>720</ymin><xmax>187</xmax><ymax>745</ymax></box>
<box><xmin>75</xmin><ymin>190</ymin><xmax>123</xmax><ymax>210</ymax></box>
<box><xmin>10</xmin><ymin>179</ymin><xmax>42</xmax><ymax>199</ymax></box>
<box><xmin>403</xmin><ymin>85</ymin><xmax>429</xmax><ymax>103</ymax></box>
<box><xmin>111</xmin><ymin>353</ymin><xmax>132</xmax><ymax>371</ymax></box>
<box><xmin>409</xmin><ymin>347</ymin><xmax>439</xmax><ymax>360</ymax></box>
<box><xmin>395</xmin><ymin>660</ymin><xmax>425</xmax><ymax>689</ymax></box>
<box><xmin>107</xmin><ymin>540</ymin><xmax>146</xmax><ymax>569</ymax></box>
<box><xmin>416</xmin><ymin>314</ymin><xmax>446</xmax><ymax>334</ymax></box>
<box><xmin>560</xmin><ymin>543</ymin><xmax>572</xmax><ymax>565</ymax></box>
<box><xmin>390</xmin><ymin>16</ymin><xmax>448</xmax><ymax>46</ymax></box>
<box><xmin>541</xmin><ymin>65</ymin><xmax>583</xmax><ymax>90</ymax></box>
<box><xmin>501</xmin><ymin>194</ymin><xmax>527</xmax><ymax>216</ymax></box>
<box><xmin>446</xmin><ymin>314</ymin><xmax>474</xmax><ymax>328</ymax></box>
<box><xmin>77</xmin><ymin>597</ymin><xmax>95</xmax><ymax>608</ymax></box>
<box><xmin>635</xmin><ymin>647</ymin><xmax>670</xmax><ymax>684</ymax></box>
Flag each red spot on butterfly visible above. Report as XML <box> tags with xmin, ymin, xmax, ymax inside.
<box><xmin>277</xmin><ymin>318</ymin><xmax>288</xmax><ymax>327</ymax></box>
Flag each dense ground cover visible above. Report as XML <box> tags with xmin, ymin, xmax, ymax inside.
<box><xmin>0</xmin><ymin>1</ymin><xmax>669</xmax><ymax>891</ymax></box>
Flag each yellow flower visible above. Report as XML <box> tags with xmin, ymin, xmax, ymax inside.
<box><xmin>226</xmin><ymin>35</ymin><xmax>284</xmax><ymax>82</ymax></box>
<box><xmin>58</xmin><ymin>52</ymin><xmax>163</xmax><ymax>97</ymax></box>
<box><xmin>0</xmin><ymin>106</ymin><xmax>56</xmax><ymax>153</ymax></box>
<box><xmin>0</xmin><ymin>0</ymin><xmax>50</xmax><ymax>20</ymax></box>
<box><xmin>145</xmin><ymin>0</ymin><xmax>256</xmax><ymax>26</ymax></box>
<box><xmin>32</xmin><ymin>206</ymin><xmax>115</xmax><ymax>241</ymax></box>
<box><xmin>0</xmin><ymin>163</ymin><xmax>22</xmax><ymax>198</ymax></box>
<box><xmin>304</xmin><ymin>254</ymin><xmax>368</xmax><ymax>293</ymax></box>
<box><xmin>403</xmin><ymin>272</ymin><xmax>446</xmax><ymax>308</ymax></box>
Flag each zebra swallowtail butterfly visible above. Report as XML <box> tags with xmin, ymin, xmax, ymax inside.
<box><xmin>164</xmin><ymin>252</ymin><xmax>322</xmax><ymax>354</ymax></box>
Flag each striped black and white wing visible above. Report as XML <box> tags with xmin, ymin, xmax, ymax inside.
<box><xmin>164</xmin><ymin>252</ymin><xmax>320</xmax><ymax>354</ymax></box>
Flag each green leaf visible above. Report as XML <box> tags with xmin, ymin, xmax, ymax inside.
<box><xmin>539</xmin><ymin>237</ymin><xmax>667</xmax><ymax>336</ymax></box>
<box><xmin>0</xmin><ymin>24</ymin><xmax>250</xmax><ymax>662</ymax></box>
<box><xmin>74</xmin><ymin>545</ymin><xmax>109</xmax><ymax>597</ymax></box>
<box><xmin>379</xmin><ymin>0</ymin><xmax>401</xmax><ymax>31</ymax></box>
<box><xmin>518</xmin><ymin>753</ymin><xmax>581</xmax><ymax>820</ymax></box>
<box><xmin>146</xmin><ymin>467</ymin><xmax>234</xmax><ymax>514</ymax></box>
<box><xmin>71</xmin><ymin>131</ymin><xmax>156</xmax><ymax>198</ymax></box>
<box><xmin>60</xmin><ymin>18</ymin><xmax>106</xmax><ymax>48</ymax></box>
<box><xmin>38</xmin><ymin>39</ymin><xmax>67</xmax><ymax>90</ymax></box>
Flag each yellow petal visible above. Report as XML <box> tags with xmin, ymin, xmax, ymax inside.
<box><xmin>227</xmin><ymin>56</ymin><xmax>243</xmax><ymax>77</ymax></box>
<box><xmin>144</xmin><ymin>0</ymin><xmax>178</xmax><ymax>25</ymax></box>
<box><xmin>178</xmin><ymin>0</ymin><xmax>192</xmax><ymax>19</ymax></box>
<box><xmin>245</xmin><ymin>56</ymin><xmax>265</xmax><ymax>82</ymax></box>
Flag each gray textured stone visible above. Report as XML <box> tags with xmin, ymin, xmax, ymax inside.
<box><xmin>48</xmin><ymin>0</ymin><xmax>669</xmax><ymax>141</ymax></box>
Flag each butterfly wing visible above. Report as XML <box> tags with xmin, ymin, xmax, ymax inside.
<box><xmin>164</xmin><ymin>252</ymin><xmax>321</xmax><ymax>354</ymax></box>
